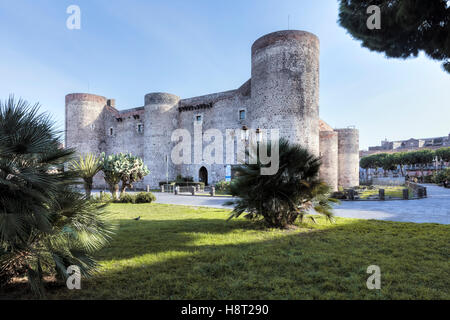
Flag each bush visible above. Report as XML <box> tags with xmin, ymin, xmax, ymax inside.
<box><xmin>116</xmin><ymin>193</ymin><xmax>136</xmax><ymax>203</ymax></box>
<box><xmin>0</xmin><ymin>97</ymin><xmax>115</xmax><ymax>297</ymax></box>
<box><xmin>135</xmin><ymin>192</ymin><xmax>156</xmax><ymax>203</ymax></box>
<box><xmin>432</xmin><ymin>168</ymin><xmax>450</xmax><ymax>184</ymax></box>
<box><xmin>176</xmin><ymin>175</ymin><xmax>194</xmax><ymax>183</ymax></box>
<box><xmin>159</xmin><ymin>181</ymin><xmax>176</xmax><ymax>187</ymax></box>
<box><xmin>91</xmin><ymin>193</ymin><xmax>112</xmax><ymax>203</ymax></box>
<box><xmin>176</xmin><ymin>182</ymin><xmax>205</xmax><ymax>189</ymax></box>
<box><xmin>215</xmin><ymin>180</ymin><xmax>231</xmax><ymax>193</ymax></box>
<box><xmin>226</xmin><ymin>138</ymin><xmax>337</xmax><ymax>228</ymax></box>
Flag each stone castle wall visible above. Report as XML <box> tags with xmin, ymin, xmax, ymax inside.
<box><xmin>65</xmin><ymin>30</ymin><xmax>360</xmax><ymax>190</ymax></box>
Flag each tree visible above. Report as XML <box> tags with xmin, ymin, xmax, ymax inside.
<box><xmin>119</xmin><ymin>153</ymin><xmax>149</xmax><ymax>196</ymax></box>
<box><xmin>0</xmin><ymin>96</ymin><xmax>114</xmax><ymax>297</ymax></box>
<box><xmin>226</xmin><ymin>139</ymin><xmax>337</xmax><ymax>229</ymax></box>
<box><xmin>392</xmin><ymin>152</ymin><xmax>408</xmax><ymax>176</ymax></box>
<box><xmin>338</xmin><ymin>0</ymin><xmax>450</xmax><ymax>73</ymax></box>
<box><xmin>101</xmin><ymin>153</ymin><xmax>149</xmax><ymax>199</ymax></box>
<box><xmin>101</xmin><ymin>153</ymin><xmax>126</xmax><ymax>200</ymax></box>
<box><xmin>435</xmin><ymin>147</ymin><xmax>450</xmax><ymax>168</ymax></box>
<box><xmin>69</xmin><ymin>153</ymin><xmax>102</xmax><ymax>199</ymax></box>
<box><xmin>372</xmin><ymin>153</ymin><xmax>387</xmax><ymax>176</ymax></box>
<box><xmin>381</xmin><ymin>153</ymin><xmax>397</xmax><ymax>176</ymax></box>
<box><xmin>409</xmin><ymin>149</ymin><xmax>434</xmax><ymax>176</ymax></box>
<box><xmin>360</xmin><ymin>155</ymin><xmax>376</xmax><ymax>180</ymax></box>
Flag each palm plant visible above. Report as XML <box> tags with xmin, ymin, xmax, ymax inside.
<box><xmin>226</xmin><ymin>138</ymin><xmax>337</xmax><ymax>228</ymax></box>
<box><xmin>70</xmin><ymin>153</ymin><xmax>102</xmax><ymax>199</ymax></box>
<box><xmin>100</xmin><ymin>153</ymin><xmax>149</xmax><ymax>199</ymax></box>
<box><xmin>0</xmin><ymin>96</ymin><xmax>115</xmax><ymax>297</ymax></box>
<box><xmin>119</xmin><ymin>153</ymin><xmax>149</xmax><ymax>196</ymax></box>
<box><xmin>100</xmin><ymin>153</ymin><xmax>125</xmax><ymax>200</ymax></box>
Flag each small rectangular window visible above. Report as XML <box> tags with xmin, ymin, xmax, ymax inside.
<box><xmin>137</xmin><ymin>124</ymin><xmax>143</xmax><ymax>133</ymax></box>
<box><xmin>109</xmin><ymin>128</ymin><xmax>114</xmax><ymax>136</ymax></box>
<box><xmin>196</xmin><ymin>115</ymin><xmax>202</xmax><ymax>123</ymax></box>
<box><xmin>239</xmin><ymin>110</ymin><xmax>246</xmax><ymax>120</ymax></box>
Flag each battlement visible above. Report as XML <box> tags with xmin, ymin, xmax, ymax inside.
<box><xmin>65</xmin><ymin>93</ymin><xmax>108</xmax><ymax>104</ymax></box>
<box><xmin>65</xmin><ymin>30</ymin><xmax>360</xmax><ymax>190</ymax></box>
<box><xmin>251</xmin><ymin>30</ymin><xmax>320</xmax><ymax>56</ymax></box>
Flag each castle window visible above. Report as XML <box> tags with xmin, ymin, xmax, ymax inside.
<box><xmin>137</xmin><ymin>123</ymin><xmax>144</xmax><ymax>133</ymax></box>
<box><xmin>109</xmin><ymin>128</ymin><xmax>114</xmax><ymax>136</ymax></box>
<box><xmin>239</xmin><ymin>109</ymin><xmax>246</xmax><ymax>120</ymax></box>
<box><xmin>195</xmin><ymin>115</ymin><xmax>203</xmax><ymax>124</ymax></box>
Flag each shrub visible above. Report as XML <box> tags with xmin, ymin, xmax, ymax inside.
<box><xmin>135</xmin><ymin>192</ymin><xmax>156</xmax><ymax>203</ymax></box>
<box><xmin>432</xmin><ymin>168</ymin><xmax>450</xmax><ymax>184</ymax></box>
<box><xmin>176</xmin><ymin>182</ymin><xmax>205</xmax><ymax>189</ymax></box>
<box><xmin>0</xmin><ymin>96</ymin><xmax>115</xmax><ymax>297</ymax></box>
<box><xmin>116</xmin><ymin>193</ymin><xmax>136</xmax><ymax>203</ymax></box>
<box><xmin>215</xmin><ymin>180</ymin><xmax>232</xmax><ymax>193</ymax></box>
<box><xmin>176</xmin><ymin>175</ymin><xmax>194</xmax><ymax>183</ymax></box>
<box><xmin>159</xmin><ymin>181</ymin><xmax>176</xmax><ymax>187</ymax></box>
<box><xmin>92</xmin><ymin>193</ymin><xmax>112</xmax><ymax>203</ymax></box>
<box><xmin>226</xmin><ymin>138</ymin><xmax>337</xmax><ymax>228</ymax></box>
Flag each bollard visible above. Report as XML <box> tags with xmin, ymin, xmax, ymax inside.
<box><xmin>210</xmin><ymin>187</ymin><xmax>215</xmax><ymax>197</ymax></box>
<box><xmin>418</xmin><ymin>188</ymin><xmax>424</xmax><ymax>198</ymax></box>
<box><xmin>191</xmin><ymin>186</ymin><xmax>196</xmax><ymax>196</ymax></box>
<box><xmin>423</xmin><ymin>187</ymin><xmax>427</xmax><ymax>198</ymax></box>
<box><xmin>379</xmin><ymin>189</ymin><xmax>385</xmax><ymax>201</ymax></box>
<box><xmin>146</xmin><ymin>185</ymin><xmax>150</xmax><ymax>193</ymax></box>
<box><xmin>402</xmin><ymin>189</ymin><xmax>409</xmax><ymax>200</ymax></box>
<box><xmin>348</xmin><ymin>189</ymin><xmax>355</xmax><ymax>201</ymax></box>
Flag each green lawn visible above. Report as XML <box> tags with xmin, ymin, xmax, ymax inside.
<box><xmin>22</xmin><ymin>204</ymin><xmax>450</xmax><ymax>299</ymax></box>
<box><xmin>357</xmin><ymin>186</ymin><xmax>412</xmax><ymax>199</ymax></box>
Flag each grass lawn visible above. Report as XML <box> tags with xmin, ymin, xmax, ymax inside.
<box><xmin>8</xmin><ymin>203</ymin><xmax>449</xmax><ymax>300</ymax></box>
<box><xmin>357</xmin><ymin>186</ymin><xmax>412</xmax><ymax>199</ymax></box>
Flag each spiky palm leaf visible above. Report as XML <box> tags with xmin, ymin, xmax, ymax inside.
<box><xmin>226</xmin><ymin>138</ymin><xmax>337</xmax><ymax>228</ymax></box>
<box><xmin>70</xmin><ymin>153</ymin><xmax>102</xmax><ymax>198</ymax></box>
<box><xmin>0</xmin><ymin>96</ymin><xmax>115</xmax><ymax>297</ymax></box>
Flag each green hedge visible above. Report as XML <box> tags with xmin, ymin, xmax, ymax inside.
<box><xmin>135</xmin><ymin>192</ymin><xmax>156</xmax><ymax>203</ymax></box>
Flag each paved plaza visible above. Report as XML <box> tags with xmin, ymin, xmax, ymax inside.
<box><xmin>152</xmin><ymin>185</ymin><xmax>450</xmax><ymax>225</ymax></box>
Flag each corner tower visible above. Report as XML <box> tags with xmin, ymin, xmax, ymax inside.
<box><xmin>335</xmin><ymin>128</ymin><xmax>360</xmax><ymax>188</ymax></box>
<box><xmin>143</xmin><ymin>93</ymin><xmax>180</xmax><ymax>187</ymax></box>
<box><xmin>65</xmin><ymin>93</ymin><xmax>107</xmax><ymax>154</ymax></box>
<box><xmin>250</xmin><ymin>30</ymin><xmax>320</xmax><ymax>156</ymax></box>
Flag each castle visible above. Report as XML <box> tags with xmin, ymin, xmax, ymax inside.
<box><xmin>65</xmin><ymin>30</ymin><xmax>360</xmax><ymax>191</ymax></box>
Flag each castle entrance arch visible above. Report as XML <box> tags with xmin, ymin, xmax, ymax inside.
<box><xmin>199</xmin><ymin>167</ymin><xmax>208</xmax><ymax>186</ymax></box>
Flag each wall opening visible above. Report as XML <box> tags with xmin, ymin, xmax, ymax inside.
<box><xmin>199</xmin><ymin>166</ymin><xmax>208</xmax><ymax>186</ymax></box>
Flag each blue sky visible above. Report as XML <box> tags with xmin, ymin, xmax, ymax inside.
<box><xmin>0</xmin><ymin>0</ymin><xmax>448</xmax><ymax>149</ymax></box>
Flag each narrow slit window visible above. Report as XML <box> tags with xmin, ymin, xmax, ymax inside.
<box><xmin>239</xmin><ymin>109</ymin><xmax>246</xmax><ymax>120</ymax></box>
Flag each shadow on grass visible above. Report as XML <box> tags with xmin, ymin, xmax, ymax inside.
<box><xmin>42</xmin><ymin>217</ymin><xmax>449</xmax><ymax>300</ymax></box>
<box><xmin>97</xmin><ymin>217</ymin><xmax>268</xmax><ymax>260</ymax></box>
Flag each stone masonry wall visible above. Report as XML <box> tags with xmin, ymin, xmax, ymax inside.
<box><xmin>65</xmin><ymin>30</ymin><xmax>360</xmax><ymax>190</ymax></box>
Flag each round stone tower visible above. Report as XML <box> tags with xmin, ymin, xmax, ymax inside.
<box><xmin>65</xmin><ymin>93</ymin><xmax>107</xmax><ymax>154</ymax></box>
<box><xmin>335</xmin><ymin>128</ymin><xmax>360</xmax><ymax>188</ymax></box>
<box><xmin>319</xmin><ymin>130</ymin><xmax>338</xmax><ymax>191</ymax></box>
<box><xmin>250</xmin><ymin>30</ymin><xmax>320</xmax><ymax>156</ymax></box>
<box><xmin>143</xmin><ymin>92</ymin><xmax>180</xmax><ymax>188</ymax></box>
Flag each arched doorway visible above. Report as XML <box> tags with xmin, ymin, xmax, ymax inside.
<box><xmin>199</xmin><ymin>166</ymin><xmax>208</xmax><ymax>186</ymax></box>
